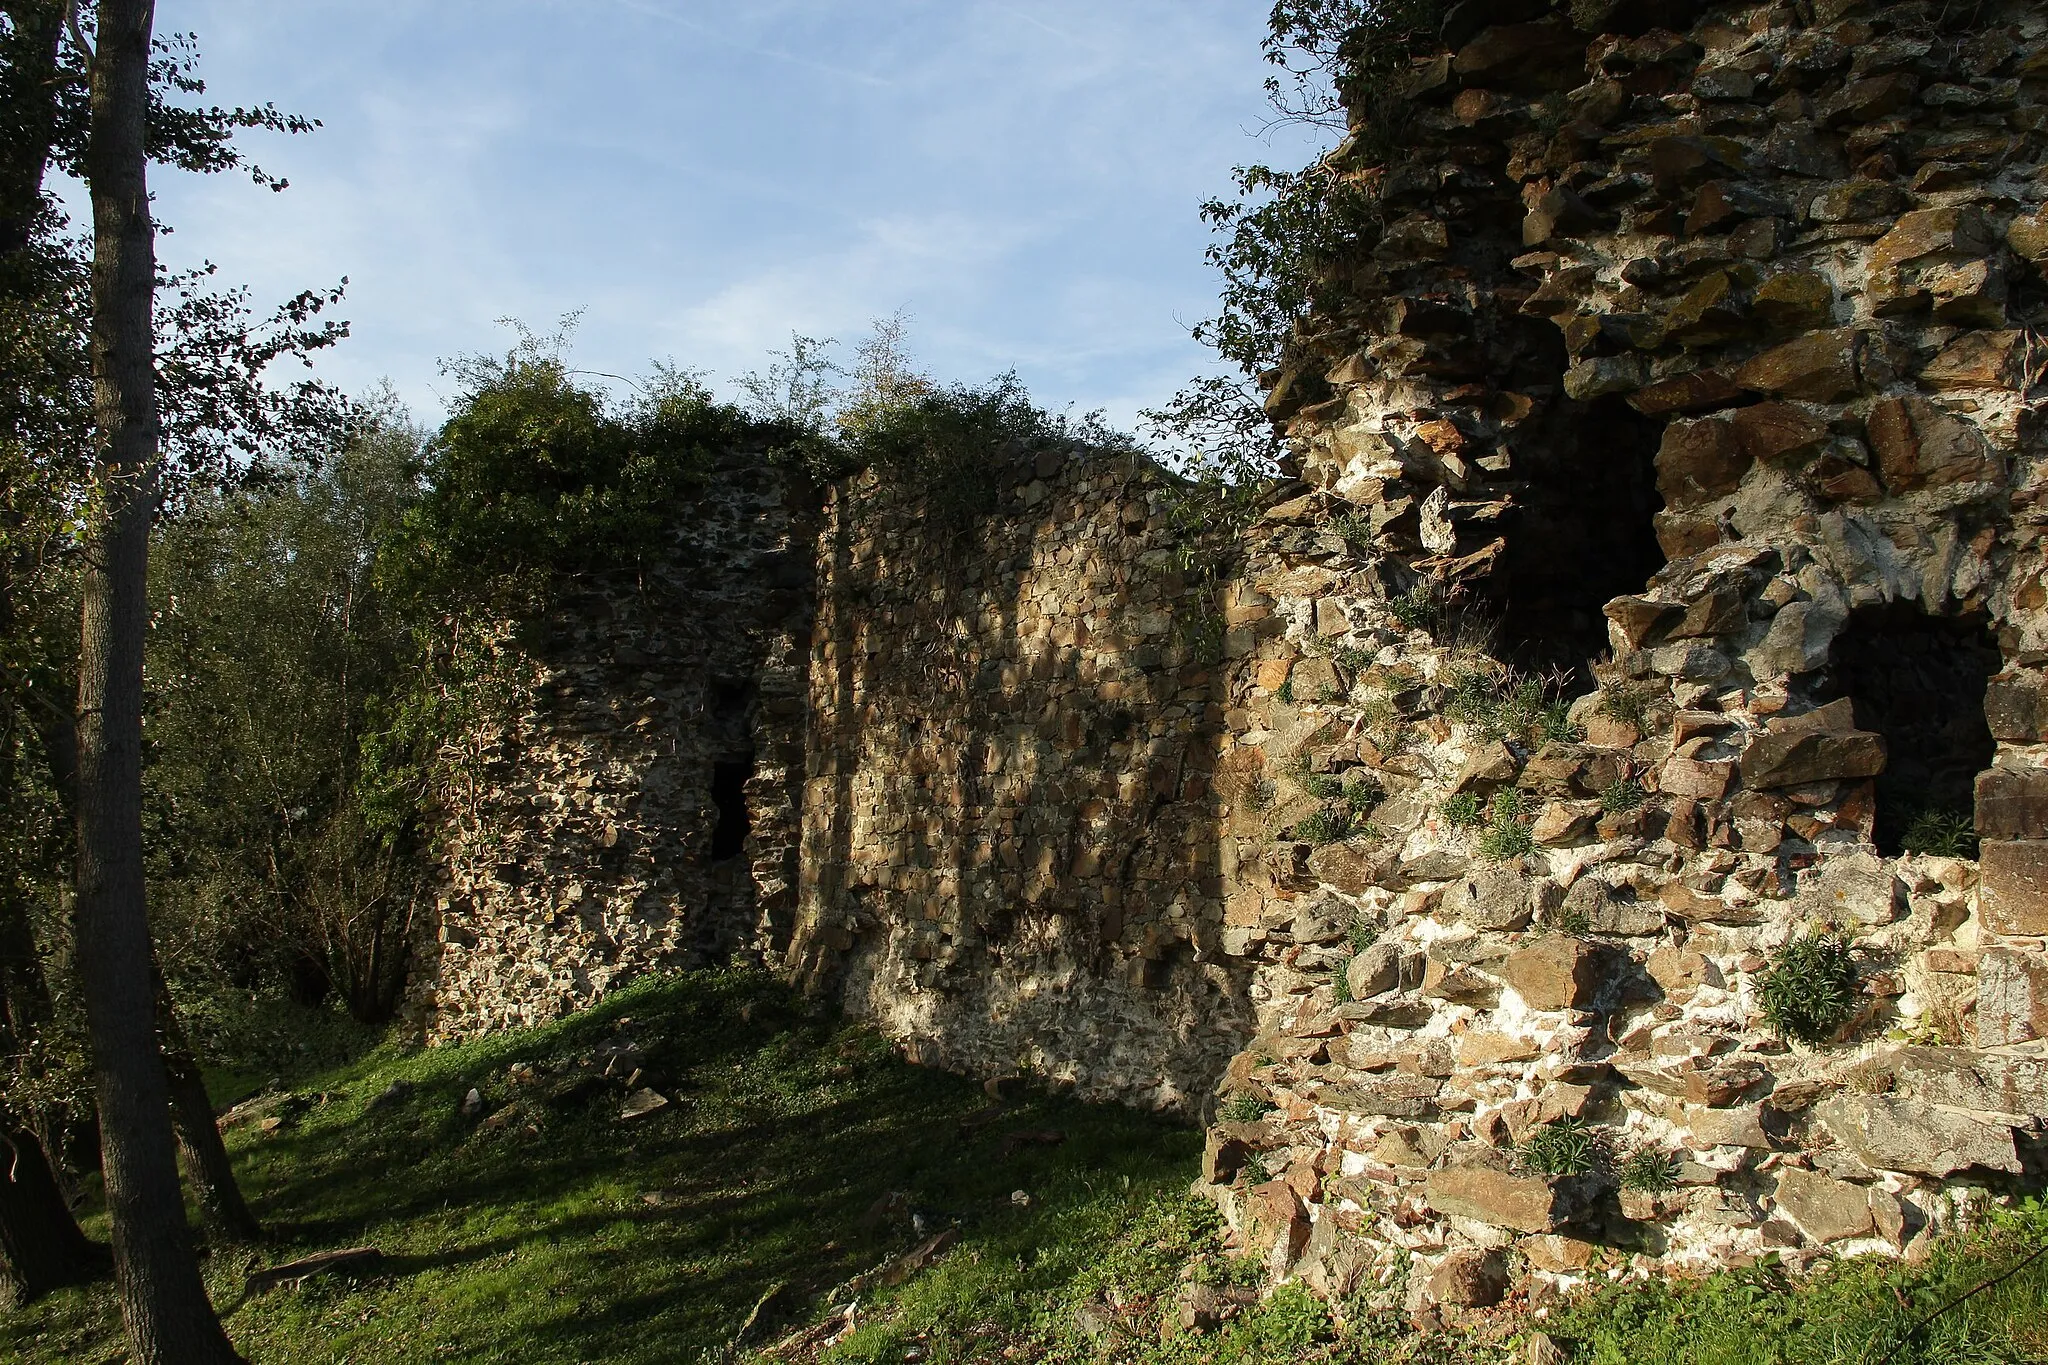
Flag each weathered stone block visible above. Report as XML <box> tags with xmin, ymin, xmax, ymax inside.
<box><xmin>1817</xmin><ymin>1093</ymin><xmax>2019</xmax><ymax>1176</ymax></box>
<box><xmin>1984</xmin><ymin>671</ymin><xmax>2048</xmax><ymax>743</ymax></box>
<box><xmin>1655</xmin><ymin>417</ymin><xmax>1749</xmax><ymax>504</ymax></box>
<box><xmin>1978</xmin><ymin>949</ymin><xmax>2048</xmax><ymax>1046</ymax></box>
<box><xmin>1427</xmin><ymin>1248</ymin><xmax>1508</xmax><ymax>1307</ymax></box>
<box><xmin>1773</xmin><ymin>1168</ymin><xmax>1874</xmax><ymax>1244</ymax></box>
<box><xmin>1975</xmin><ymin>768</ymin><xmax>2048</xmax><ymax>841</ymax></box>
<box><xmin>1662</xmin><ymin>754</ymin><xmax>1734</xmax><ymax>799</ymax></box>
<box><xmin>1733</xmin><ymin>328</ymin><xmax>1858</xmax><ymax>400</ymax></box>
<box><xmin>1442</xmin><ymin>864</ymin><xmax>1535</xmax><ymax>932</ymax></box>
<box><xmin>1730</xmin><ymin>401</ymin><xmax>1829</xmax><ymax>464</ymax></box>
<box><xmin>1502</xmin><ymin>937</ymin><xmax>1605</xmax><ymax>1011</ymax></box>
<box><xmin>1739</xmin><ymin>729</ymin><xmax>1884</xmax><ymax>788</ymax></box>
<box><xmin>1424</xmin><ymin>1167</ymin><xmax>1575</xmax><ymax>1234</ymax></box>
<box><xmin>1307</xmin><ymin>840</ymin><xmax>1389</xmax><ymax>896</ymax></box>
<box><xmin>1867</xmin><ymin>396</ymin><xmax>2000</xmax><ymax>491</ymax></box>
<box><xmin>1981</xmin><ymin>841</ymin><xmax>2048</xmax><ymax>936</ymax></box>
<box><xmin>1346</xmin><ymin>942</ymin><xmax>1403</xmax><ymax>1000</ymax></box>
<box><xmin>1796</xmin><ymin>852</ymin><xmax>1902</xmax><ymax>926</ymax></box>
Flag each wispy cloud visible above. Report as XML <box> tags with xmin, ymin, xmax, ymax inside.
<box><xmin>146</xmin><ymin>0</ymin><xmax>1288</xmax><ymax>429</ymax></box>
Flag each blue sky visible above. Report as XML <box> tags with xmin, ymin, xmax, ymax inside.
<box><xmin>139</xmin><ymin>1</ymin><xmax>1328</xmax><ymax>431</ymax></box>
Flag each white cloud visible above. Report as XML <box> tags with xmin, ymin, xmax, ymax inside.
<box><xmin>134</xmin><ymin>0</ymin><xmax>1322</xmax><ymax>430</ymax></box>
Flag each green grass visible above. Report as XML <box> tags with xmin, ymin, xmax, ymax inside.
<box><xmin>13</xmin><ymin>972</ymin><xmax>2047</xmax><ymax>1365</ymax></box>
<box><xmin>3</xmin><ymin>970</ymin><xmax>1197</xmax><ymax>1365</ymax></box>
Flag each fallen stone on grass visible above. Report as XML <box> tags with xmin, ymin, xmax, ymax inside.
<box><xmin>846</xmin><ymin>1228</ymin><xmax>961</xmax><ymax>1295</ymax></box>
<box><xmin>245</xmin><ymin>1246</ymin><xmax>385</xmax><ymax>1296</ymax></box>
<box><xmin>618</xmin><ymin>1087</ymin><xmax>669</xmax><ymax>1120</ymax></box>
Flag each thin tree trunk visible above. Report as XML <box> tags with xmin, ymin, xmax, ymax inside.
<box><xmin>156</xmin><ymin>982</ymin><xmax>260</xmax><ymax>1243</ymax></box>
<box><xmin>0</xmin><ymin>1126</ymin><xmax>109</xmax><ymax>1308</ymax></box>
<box><xmin>75</xmin><ymin>2</ymin><xmax>244</xmax><ymax>1359</ymax></box>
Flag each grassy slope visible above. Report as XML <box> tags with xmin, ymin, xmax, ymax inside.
<box><xmin>4</xmin><ymin>970</ymin><xmax>2045</xmax><ymax>1365</ymax></box>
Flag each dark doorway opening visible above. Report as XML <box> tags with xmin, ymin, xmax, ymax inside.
<box><xmin>1823</xmin><ymin>602</ymin><xmax>1998</xmax><ymax>855</ymax></box>
<box><xmin>710</xmin><ymin>759</ymin><xmax>752</xmax><ymax>861</ymax></box>
<box><xmin>1476</xmin><ymin>393</ymin><xmax>1668</xmax><ymax>678</ymax></box>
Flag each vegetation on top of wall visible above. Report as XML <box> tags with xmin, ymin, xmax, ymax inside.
<box><xmin>742</xmin><ymin>314</ymin><xmax>1144</xmax><ymax>539</ymax></box>
<box><xmin>378</xmin><ymin>320</ymin><xmax>757</xmax><ymax>615</ymax></box>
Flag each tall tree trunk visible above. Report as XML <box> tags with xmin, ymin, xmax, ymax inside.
<box><xmin>0</xmin><ymin>1125</ymin><xmax>109</xmax><ymax>1308</ymax></box>
<box><xmin>155</xmin><ymin>980</ymin><xmax>260</xmax><ymax>1243</ymax></box>
<box><xmin>75</xmin><ymin>2</ymin><xmax>244</xmax><ymax>1360</ymax></box>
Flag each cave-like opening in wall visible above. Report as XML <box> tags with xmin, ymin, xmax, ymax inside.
<box><xmin>1821</xmin><ymin>602</ymin><xmax>1999</xmax><ymax>856</ymax></box>
<box><xmin>710</xmin><ymin>758</ymin><xmax>752</xmax><ymax>860</ymax></box>
<box><xmin>1476</xmin><ymin>392</ymin><xmax>1668</xmax><ymax>679</ymax></box>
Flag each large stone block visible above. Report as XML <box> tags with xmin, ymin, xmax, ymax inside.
<box><xmin>1739</xmin><ymin>728</ymin><xmax>1885</xmax><ymax>788</ymax></box>
<box><xmin>1773</xmin><ymin>1168</ymin><xmax>1874</xmax><ymax>1244</ymax></box>
<box><xmin>1866</xmin><ymin>396</ymin><xmax>2001</xmax><ymax>491</ymax></box>
<box><xmin>1982</xmin><ymin>841</ymin><xmax>2048</xmax><ymax>936</ymax></box>
<box><xmin>1655</xmin><ymin>417</ymin><xmax>1749</xmax><ymax>505</ymax></box>
<box><xmin>1816</xmin><ymin>1093</ymin><xmax>2019</xmax><ymax>1176</ymax></box>
<box><xmin>1502</xmin><ymin>937</ymin><xmax>1606</xmax><ymax>1011</ymax></box>
<box><xmin>1425</xmin><ymin>1167</ymin><xmax>1576</xmax><ymax>1234</ymax></box>
<box><xmin>1978</xmin><ymin>947</ymin><xmax>2048</xmax><ymax>1046</ymax></box>
<box><xmin>1975</xmin><ymin>768</ymin><xmax>2048</xmax><ymax>841</ymax></box>
<box><xmin>1984</xmin><ymin>671</ymin><xmax>2048</xmax><ymax>743</ymax></box>
<box><xmin>1733</xmin><ymin>328</ymin><xmax>1860</xmax><ymax>401</ymax></box>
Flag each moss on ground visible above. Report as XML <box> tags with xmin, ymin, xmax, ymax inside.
<box><xmin>6</xmin><ymin>970</ymin><xmax>2045</xmax><ymax>1364</ymax></box>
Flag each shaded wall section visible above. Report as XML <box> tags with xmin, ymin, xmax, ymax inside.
<box><xmin>786</xmin><ymin>448</ymin><xmax>1254</xmax><ymax>1110</ymax></box>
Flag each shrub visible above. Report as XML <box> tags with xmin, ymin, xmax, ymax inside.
<box><xmin>1516</xmin><ymin>1117</ymin><xmax>1609</xmax><ymax>1178</ymax></box>
<box><xmin>1342</xmin><ymin>776</ymin><xmax>1382</xmax><ymax>813</ymax></box>
<box><xmin>1277</xmin><ymin>676</ymin><xmax>1296</xmax><ymax>703</ymax></box>
<box><xmin>1239</xmin><ymin>1152</ymin><xmax>1272</xmax><ymax>1186</ymax></box>
<box><xmin>1347</xmin><ymin>918</ymin><xmax>1379</xmax><ymax>953</ymax></box>
<box><xmin>1331</xmin><ymin>958</ymin><xmax>1354</xmax><ymax>1003</ymax></box>
<box><xmin>1290</xmin><ymin>754</ymin><xmax>1345</xmax><ymax>801</ymax></box>
<box><xmin>1601</xmin><ymin>779</ymin><xmax>1646</xmax><ymax>814</ymax></box>
<box><xmin>1758</xmin><ymin>933</ymin><xmax>1861</xmax><ymax>1044</ymax></box>
<box><xmin>1901</xmin><ymin>808</ymin><xmax>1979</xmax><ymax>858</ymax></box>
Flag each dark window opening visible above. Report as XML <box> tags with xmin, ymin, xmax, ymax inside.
<box><xmin>1822</xmin><ymin>603</ymin><xmax>1998</xmax><ymax>855</ymax></box>
<box><xmin>1475</xmin><ymin>393</ymin><xmax>1668</xmax><ymax>679</ymax></box>
<box><xmin>710</xmin><ymin>758</ymin><xmax>752</xmax><ymax>861</ymax></box>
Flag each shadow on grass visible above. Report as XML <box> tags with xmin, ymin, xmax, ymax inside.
<box><xmin>2</xmin><ymin>968</ymin><xmax>1200</xmax><ymax>1365</ymax></box>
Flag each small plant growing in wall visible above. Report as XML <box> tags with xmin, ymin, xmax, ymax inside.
<box><xmin>1596</xmin><ymin>685</ymin><xmax>1656</xmax><ymax>733</ymax></box>
<box><xmin>1440</xmin><ymin>790</ymin><xmax>1486</xmax><ymax>828</ymax></box>
<box><xmin>1514</xmin><ymin>1118</ymin><xmax>1609</xmax><ymax>1178</ymax></box>
<box><xmin>1387</xmin><ymin>581</ymin><xmax>1443</xmax><ymax>632</ymax></box>
<box><xmin>1600</xmin><ymin>778</ymin><xmax>1646</xmax><ymax>815</ymax></box>
<box><xmin>1294</xmin><ymin>806</ymin><xmax>1354</xmax><ymax>846</ymax></box>
<box><xmin>1475</xmin><ymin>788</ymin><xmax>1536</xmax><ymax>862</ymax></box>
<box><xmin>1220</xmin><ymin>1092</ymin><xmax>1273</xmax><ymax>1124</ymax></box>
<box><xmin>1900</xmin><ymin>808</ymin><xmax>1979</xmax><ymax>858</ymax></box>
<box><xmin>1477</xmin><ymin>819</ymin><xmax>1536</xmax><ymax>863</ymax></box>
<box><xmin>1618</xmin><ymin>1147</ymin><xmax>1681</xmax><ymax>1194</ymax></box>
<box><xmin>1757</xmin><ymin>932</ymin><xmax>1861</xmax><ymax>1044</ymax></box>
<box><xmin>1331</xmin><ymin>958</ymin><xmax>1354</xmax><ymax>1004</ymax></box>
<box><xmin>1246</xmin><ymin>777</ymin><xmax>1278</xmax><ymax>812</ymax></box>
<box><xmin>1238</xmin><ymin>1152</ymin><xmax>1273</xmax><ymax>1187</ymax></box>
<box><xmin>1348</xmin><ymin>917</ymin><xmax>1379</xmax><ymax>953</ymax></box>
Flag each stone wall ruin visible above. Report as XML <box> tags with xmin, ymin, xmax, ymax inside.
<box><xmin>414</xmin><ymin>0</ymin><xmax>2048</xmax><ymax>1321</ymax></box>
